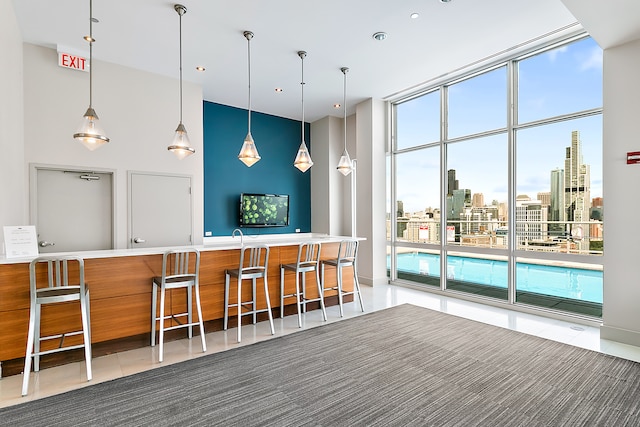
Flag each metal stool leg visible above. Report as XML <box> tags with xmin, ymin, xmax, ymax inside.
<box><xmin>80</xmin><ymin>292</ymin><xmax>92</xmax><ymax>380</ymax></box>
<box><xmin>280</xmin><ymin>266</ymin><xmax>285</xmax><ymax>318</ymax></box>
<box><xmin>195</xmin><ymin>284</ymin><xmax>207</xmax><ymax>352</ymax></box>
<box><xmin>187</xmin><ymin>285</ymin><xmax>193</xmax><ymax>339</ymax></box>
<box><xmin>151</xmin><ymin>283</ymin><xmax>158</xmax><ymax>346</ymax></box>
<box><xmin>224</xmin><ymin>273</ymin><xmax>230</xmax><ymax>330</ymax></box>
<box><xmin>237</xmin><ymin>276</ymin><xmax>242</xmax><ymax>342</ymax></box>
<box><xmin>315</xmin><ymin>267</ymin><xmax>327</xmax><ymax>321</ymax></box>
<box><xmin>263</xmin><ymin>275</ymin><xmax>275</xmax><ymax>335</ymax></box>
<box><xmin>159</xmin><ymin>285</ymin><xmax>166</xmax><ymax>362</ymax></box>
<box><xmin>252</xmin><ymin>278</ymin><xmax>257</xmax><ymax>325</ymax></box>
<box><xmin>34</xmin><ymin>304</ymin><xmax>42</xmax><ymax>372</ymax></box>
<box><xmin>337</xmin><ymin>265</ymin><xmax>344</xmax><ymax>317</ymax></box>
<box><xmin>21</xmin><ymin>301</ymin><xmax>37</xmax><ymax>396</ymax></box>
<box><xmin>295</xmin><ymin>271</ymin><xmax>302</xmax><ymax>327</ymax></box>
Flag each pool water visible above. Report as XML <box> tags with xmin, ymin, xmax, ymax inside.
<box><xmin>391</xmin><ymin>252</ymin><xmax>603</xmax><ymax>303</ymax></box>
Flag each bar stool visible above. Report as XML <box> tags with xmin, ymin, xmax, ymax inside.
<box><xmin>321</xmin><ymin>239</ymin><xmax>365</xmax><ymax>317</ymax></box>
<box><xmin>22</xmin><ymin>255</ymin><xmax>92</xmax><ymax>396</ymax></box>
<box><xmin>224</xmin><ymin>244</ymin><xmax>275</xmax><ymax>342</ymax></box>
<box><xmin>280</xmin><ymin>242</ymin><xmax>327</xmax><ymax>327</ymax></box>
<box><xmin>151</xmin><ymin>248</ymin><xmax>206</xmax><ymax>362</ymax></box>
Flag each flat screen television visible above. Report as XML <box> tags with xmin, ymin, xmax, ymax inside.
<box><xmin>239</xmin><ymin>193</ymin><xmax>289</xmax><ymax>227</ymax></box>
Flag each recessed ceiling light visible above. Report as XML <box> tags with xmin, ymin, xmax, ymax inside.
<box><xmin>410</xmin><ymin>12</ymin><xmax>419</xmax><ymax>19</ymax></box>
<box><xmin>372</xmin><ymin>32</ymin><xmax>388</xmax><ymax>41</ymax></box>
<box><xmin>275</xmin><ymin>88</ymin><xmax>283</xmax><ymax>92</ymax></box>
<box><xmin>334</xmin><ymin>103</ymin><xmax>341</xmax><ymax>109</ymax></box>
<box><xmin>195</xmin><ymin>66</ymin><xmax>205</xmax><ymax>72</ymax></box>
<box><xmin>440</xmin><ymin>0</ymin><xmax>452</xmax><ymax>2</ymax></box>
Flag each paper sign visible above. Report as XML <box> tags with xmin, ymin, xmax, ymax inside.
<box><xmin>3</xmin><ymin>225</ymin><xmax>39</xmax><ymax>258</ymax></box>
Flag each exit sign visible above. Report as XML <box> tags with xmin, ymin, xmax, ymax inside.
<box><xmin>58</xmin><ymin>52</ymin><xmax>88</xmax><ymax>72</ymax></box>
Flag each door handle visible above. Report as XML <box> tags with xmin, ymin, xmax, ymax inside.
<box><xmin>133</xmin><ymin>237</ymin><xmax>146</xmax><ymax>244</ymax></box>
<box><xmin>39</xmin><ymin>241</ymin><xmax>55</xmax><ymax>247</ymax></box>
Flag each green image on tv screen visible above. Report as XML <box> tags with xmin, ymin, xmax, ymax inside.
<box><xmin>240</xmin><ymin>194</ymin><xmax>289</xmax><ymax>227</ymax></box>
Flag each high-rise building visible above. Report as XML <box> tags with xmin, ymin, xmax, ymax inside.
<box><xmin>550</xmin><ymin>168</ymin><xmax>565</xmax><ymax>221</ymax></box>
<box><xmin>564</xmin><ymin>130</ymin><xmax>591</xmax><ymax>250</ymax></box>
<box><xmin>537</xmin><ymin>192</ymin><xmax>551</xmax><ymax>206</ymax></box>
<box><xmin>516</xmin><ymin>200</ymin><xmax>549</xmax><ymax>246</ymax></box>
<box><xmin>447</xmin><ymin>189</ymin><xmax>471</xmax><ymax>220</ymax></box>
<box><xmin>472</xmin><ymin>193</ymin><xmax>484</xmax><ymax>208</ymax></box>
<box><xmin>447</xmin><ymin>169</ymin><xmax>459</xmax><ymax>196</ymax></box>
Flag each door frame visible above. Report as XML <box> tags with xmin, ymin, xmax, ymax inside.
<box><xmin>127</xmin><ymin>170</ymin><xmax>194</xmax><ymax>249</ymax></box>
<box><xmin>29</xmin><ymin>163</ymin><xmax>117</xmax><ymax>250</ymax></box>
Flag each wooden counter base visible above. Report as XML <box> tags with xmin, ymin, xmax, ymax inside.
<box><xmin>0</xmin><ymin>242</ymin><xmax>354</xmax><ymax>373</ymax></box>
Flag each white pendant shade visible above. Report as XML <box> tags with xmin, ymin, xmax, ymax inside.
<box><xmin>294</xmin><ymin>141</ymin><xmax>313</xmax><ymax>172</ymax></box>
<box><xmin>238</xmin><ymin>132</ymin><xmax>261</xmax><ymax>167</ymax></box>
<box><xmin>168</xmin><ymin>122</ymin><xmax>195</xmax><ymax>160</ymax></box>
<box><xmin>74</xmin><ymin>107</ymin><xmax>109</xmax><ymax>151</ymax></box>
<box><xmin>337</xmin><ymin>149</ymin><xmax>353</xmax><ymax>176</ymax></box>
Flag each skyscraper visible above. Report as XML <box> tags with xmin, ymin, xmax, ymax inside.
<box><xmin>550</xmin><ymin>168</ymin><xmax>565</xmax><ymax>222</ymax></box>
<box><xmin>564</xmin><ymin>130</ymin><xmax>591</xmax><ymax>249</ymax></box>
<box><xmin>447</xmin><ymin>169</ymin><xmax>459</xmax><ymax>197</ymax></box>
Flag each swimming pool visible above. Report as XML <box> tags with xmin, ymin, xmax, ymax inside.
<box><xmin>391</xmin><ymin>252</ymin><xmax>603</xmax><ymax>303</ymax></box>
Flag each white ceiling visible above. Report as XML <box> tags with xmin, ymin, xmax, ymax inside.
<box><xmin>11</xmin><ymin>0</ymin><xmax>640</xmax><ymax>123</ymax></box>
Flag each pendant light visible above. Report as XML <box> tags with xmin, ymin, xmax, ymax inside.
<box><xmin>337</xmin><ymin>67</ymin><xmax>353</xmax><ymax>176</ymax></box>
<box><xmin>238</xmin><ymin>31</ymin><xmax>261</xmax><ymax>167</ymax></box>
<box><xmin>73</xmin><ymin>0</ymin><xmax>109</xmax><ymax>151</ymax></box>
<box><xmin>293</xmin><ymin>51</ymin><xmax>313</xmax><ymax>173</ymax></box>
<box><xmin>167</xmin><ymin>4</ymin><xmax>195</xmax><ymax>160</ymax></box>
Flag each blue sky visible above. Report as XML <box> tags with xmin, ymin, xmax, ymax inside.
<box><xmin>395</xmin><ymin>37</ymin><xmax>602</xmax><ymax>213</ymax></box>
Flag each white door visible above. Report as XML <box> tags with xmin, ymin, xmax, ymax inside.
<box><xmin>129</xmin><ymin>172</ymin><xmax>192</xmax><ymax>248</ymax></box>
<box><xmin>33</xmin><ymin>168</ymin><xmax>114</xmax><ymax>253</ymax></box>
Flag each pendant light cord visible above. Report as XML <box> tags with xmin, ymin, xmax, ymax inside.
<box><xmin>342</xmin><ymin>67</ymin><xmax>348</xmax><ymax>152</ymax></box>
<box><xmin>301</xmin><ymin>53</ymin><xmax>305</xmax><ymax>143</ymax></box>
<box><xmin>178</xmin><ymin>7</ymin><xmax>183</xmax><ymax>125</ymax></box>
<box><xmin>246</xmin><ymin>33</ymin><xmax>252</xmax><ymax>133</ymax></box>
<box><xmin>88</xmin><ymin>0</ymin><xmax>93</xmax><ymax>109</ymax></box>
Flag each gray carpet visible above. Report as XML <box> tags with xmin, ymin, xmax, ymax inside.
<box><xmin>2</xmin><ymin>304</ymin><xmax>640</xmax><ymax>426</ymax></box>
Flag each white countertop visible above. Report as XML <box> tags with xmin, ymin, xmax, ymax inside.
<box><xmin>0</xmin><ymin>233</ymin><xmax>363</xmax><ymax>265</ymax></box>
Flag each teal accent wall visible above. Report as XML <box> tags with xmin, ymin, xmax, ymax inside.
<box><xmin>203</xmin><ymin>101</ymin><xmax>311</xmax><ymax>236</ymax></box>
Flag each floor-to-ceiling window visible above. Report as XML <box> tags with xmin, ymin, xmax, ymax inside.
<box><xmin>388</xmin><ymin>34</ymin><xmax>603</xmax><ymax>318</ymax></box>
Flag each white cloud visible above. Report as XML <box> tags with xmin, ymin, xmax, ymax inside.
<box><xmin>580</xmin><ymin>47</ymin><xmax>603</xmax><ymax>71</ymax></box>
<box><xmin>546</xmin><ymin>45</ymin><xmax>568</xmax><ymax>62</ymax></box>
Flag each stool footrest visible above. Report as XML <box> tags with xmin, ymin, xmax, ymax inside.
<box><xmin>161</xmin><ymin>322</ymin><xmax>202</xmax><ymax>332</ymax></box>
<box><xmin>31</xmin><ymin>343</ymin><xmax>87</xmax><ymax>358</ymax></box>
<box><xmin>39</xmin><ymin>330</ymin><xmax>84</xmax><ymax>342</ymax></box>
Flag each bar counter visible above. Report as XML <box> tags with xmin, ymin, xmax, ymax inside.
<box><xmin>0</xmin><ymin>233</ymin><xmax>358</xmax><ymax>373</ymax></box>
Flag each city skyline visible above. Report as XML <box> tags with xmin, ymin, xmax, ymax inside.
<box><xmin>395</xmin><ymin>36</ymin><xmax>602</xmax><ymax>214</ymax></box>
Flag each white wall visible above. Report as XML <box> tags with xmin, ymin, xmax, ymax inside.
<box><xmin>0</xmin><ymin>0</ymin><xmax>25</xmax><ymax>244</ymax></box>
<box><xmin>600</xmin><ymin>38</ymin><xmax>640</xmax><ymax>346</ymax></box>
<box><xmin>311</xmin><ymin>116</ymin><xmax>344</xmax><ymax>235</ymax></box>
<box><xmin>354</xmin><ymin>99</ymin><xmax>388</xmax><ymax>287</ymax></box>
<box><xmin>20</xmin><ymin>43</ymin><xmax>204</xmax><ymax>248</ymax></box>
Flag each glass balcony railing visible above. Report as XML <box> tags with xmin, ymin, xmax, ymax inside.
<box><xmin>387</xmin><ymin>219</ymin><xmax>603</xmax><ymax>256</ymax></box>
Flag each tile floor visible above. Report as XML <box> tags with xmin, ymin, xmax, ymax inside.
<box><xmin>2</xmin><ymin>282</ymin><xmax>640</xmax><ymax>409</ymax></box>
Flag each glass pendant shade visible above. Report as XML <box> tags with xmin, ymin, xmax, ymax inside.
<box><xmin>75</xmin><ymin>0</ymin><xmax>108</xmax><ymax>150</ymax></box>
<box><xmin>168</xmin><ymin>4</ymin><xmax>195</xmax><ymax>160</ymax></box>
<box><xmin>336</xmin><ymin>67</ymin><xmax>352</xmax><ymax>175</ymax></box>
<box><xmin>168</xmin><ymin>122</ymin><xmax>195</xmax><ymax>160</ymax></box>
<box><xmin>74</xmin><ymin>107</ymin><xmax>109</xmax><ymax>151</ymax></box>
<box><xmin>337</xmin><ymin>149</ymin><xmax>353</xmax><ymax>176</ymax></box>
<box><xmin>294</xmin><ymin>141</ymin><xmax>313</xmax><ymax>172</ymax></box>
<box><xmin>239</xmin><ymin>31</ymin><xmax>260</xmax><ymax>167</ymax></box>
<box><xmin>294</xmin><ymin>50</ymin><xmax>313</xmax><ymax>173</ymax></box>
<box><xmin>238</xmin><ymin>132</ymin><xmax>261</xmax><ymax>167</ymax></box>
